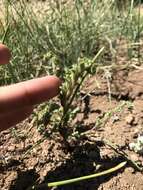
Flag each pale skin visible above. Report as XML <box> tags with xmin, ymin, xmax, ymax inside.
<box><xmin>0</xmin><ymin>44</ymin><xmax>61</xmax><ymax>132</ymax></box>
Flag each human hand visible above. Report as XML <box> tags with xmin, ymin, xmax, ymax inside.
<box><xmin>0</xmin><ymin>44</ymin><xmax>61</xmax><ymax>131</ymax></box>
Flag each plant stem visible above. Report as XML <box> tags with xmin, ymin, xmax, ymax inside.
<box><xmin>48</xmin><ymin>161</ymin><xmax>127</xmax><ymax>187</ymax></box>
<box><xmin>103</xmin><ymin>139</ymin><xmax>143</xmax><ymax>172</ymax></box>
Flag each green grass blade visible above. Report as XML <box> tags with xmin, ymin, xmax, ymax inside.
<box><xmin>48</xmin><ymin>161</ymin><xmax>127</xmax><ymax>187</ymax></box>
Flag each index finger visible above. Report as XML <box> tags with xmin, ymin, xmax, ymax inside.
<box><xmin>0</xmin><ymin>76</ymin><xmax>61</xmax><ymax>113</ymax></box>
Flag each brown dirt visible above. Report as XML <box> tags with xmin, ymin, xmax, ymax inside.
<box><xmin>1</xmin><ymin>67</ymin><xmax>143</xmax><ymax>190</ymax></box>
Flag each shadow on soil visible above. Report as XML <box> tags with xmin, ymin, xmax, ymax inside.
<box><xmin>9</xmin><ymin>143</ymin><xmax>126</xmax><ymax>190</ymax></box>
<box><xmin>9</xmin><ymin>169</ymin><xmax>39</xmax><ymax>190</ymax></box>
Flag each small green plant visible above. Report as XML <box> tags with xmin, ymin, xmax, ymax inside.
<box><xmin>31</xmin><ymin>48</ymin><xmax>104</xmax><ymax>147</ymax></box>
<box><xmin>58</xmin><ymin>48</ymin><xmax>104</xmax><ymax>142</ymax></box>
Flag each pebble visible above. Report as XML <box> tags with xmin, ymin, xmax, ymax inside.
<box><xmin>125</xmin><ymin>114</ymin><xmax>135</xmax><ymax>125</ymax></box>
<box><xmin>130</xmin><ymin>153</ymin><xmax>139</xmax><ymax>162</ymax></box>
<box><xmin>7</xmin><ymin>145</ymin><xmax>15</xmax><ymax>152</ymax></box>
